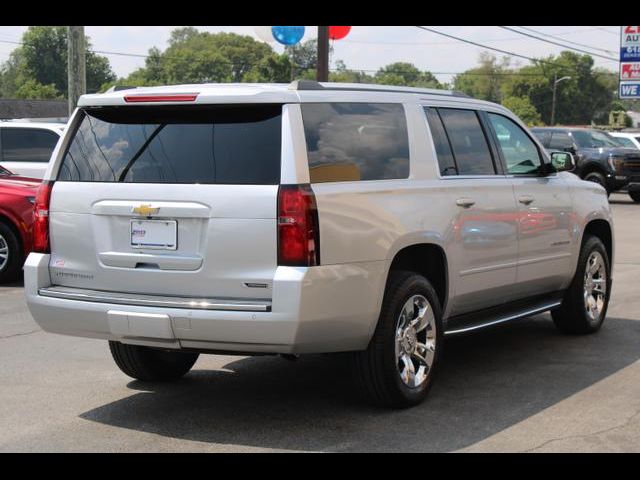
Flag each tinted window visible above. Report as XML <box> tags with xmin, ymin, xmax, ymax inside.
<box><xmin>531</xmin><ymin>129</ymin><xmax>551</xmax><ymax>148</ymax></box>
<box><xmin>438</xmin><ymin>109</ymin><xmax>495</xmax><ymax>175</ymax></box>
<box><xmin>425</xmin><ymin>107</ymin><xmax>457</xmax><ymax>176</ymax></box>
<box><xmin>614</xmin><ymin>136</ymin><xmax>636</xmax><ymax>148</ymax></box>
<box><xmin>301</xmin><ymin>103</ymin><xmax>409</xmax><ymax>183</ymax></box>
<box><xmin>572</xmin><ymin>130</ymin><xmax>622</xmax><ymax>148</ymax></box>
<box><xmin>58</xmin><ymin>105</ymin><xmax>282</xmax><ymax>184</ymax></box>
<box><xmin>549</xmin><ymin>132</ymin><xmax>574</xmax><ymax>150</ymax></box>
<box><xmin>1</xmin><ymin>128</ymin><xmax>59</xmax><ymax>162</ymax></box>
<box><xmin>488</xmin><ymin>113</ymin><xmax>541</xmax><ymax>175</ymax></box>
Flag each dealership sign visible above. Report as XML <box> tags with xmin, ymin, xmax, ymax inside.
<box><xmin>621</xmin><ymin>62</ymin><xmax>640</xmax><ymax>80</ymax></box>
<box><xmin>620</xmin><ymin>27</ymin><xmax>640</xmax><ymax>98</ymax></box>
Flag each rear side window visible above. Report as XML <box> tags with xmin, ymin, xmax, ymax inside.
<box><xmin>437</xmin><ymin>109</ymin><xmax>496</xmax><ymax>175</ymax></box>
<box><xmin>549</xmin><ymin>132</ymin><xmax>574</xmax><ymax>151</ymax></box>
<box><xmin>1</xmin><ymin>128</ymin><xmax>59</xmax><ymax>163</ymax></box>
<box><xmin>57</xmin><ymin>105</ymin><xmax>282</xmax><ymax>184</ymax></box>
<box><xmin>425</xmin><ymin>107</ymin><xmax>457</xmax><ymax>176</ymax></box>
<box><xmin>301</xmin><ymin>103</ymin><xmax>410</xmax><ymax>183</ymax></box>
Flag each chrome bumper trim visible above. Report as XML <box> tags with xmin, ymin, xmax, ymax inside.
<box><xmin>38</xmin><ymin>286</ymin><xmax>271</xmax><ymax>312</ymax></box>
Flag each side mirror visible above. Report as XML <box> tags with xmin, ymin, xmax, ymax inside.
<box><xmin>550</xmin><ymin>151</ymin><xmax>576</xmax><ymax>172</ymax></box>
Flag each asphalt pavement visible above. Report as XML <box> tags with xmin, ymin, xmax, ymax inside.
<box><xmin>1</xmin><ymin>193</ymin><xmax>639</xmax><ymax>452</ymax></box>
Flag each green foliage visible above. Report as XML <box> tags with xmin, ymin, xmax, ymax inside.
<box><xmin>454</xmin><ymin>53</ymin><xmax>511</xmax><ymax>102</ymax></box>
<box><xmin>455</xmin><ymin>51</ymin><xmax>622</xmax><ymax>126</ymax></box>
<box><xmin>374</xmin><ymin>62</ymin><xmax>441</xmax><ymax>88</ymax></box>
<box><xmin>0</xmin><ymin>26</ymin><xmax>116</xmax><ymax>99</ymax></box>
<box><xmin>502</xmin><ymin>96</ymin><xmax>542</xmax><ymax>126</ymax></box>
<box><xmin>115</xmin><ymin>30</ymin><xmax>287</xmax><ymax>86</ymax></box>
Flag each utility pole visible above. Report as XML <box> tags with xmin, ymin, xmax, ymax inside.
<box><xmin>317</xmin><ymin>26</ymin><xmax>329</xmax><ymax>82</ymax></box>
<box><xmin>67</xmin><ymin>26</ymin><xmax>86</xmax><ymax>116</ymax></box>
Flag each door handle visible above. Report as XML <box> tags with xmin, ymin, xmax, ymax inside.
<box><xmin>518</xmin><ymin>195</ymin><xmax>535</xmax><ymax>206</ymax></box>
<box><xmin>456</xmin><ymin>198</ymin><xmax>476</xmax><ymax>208</ymax></box>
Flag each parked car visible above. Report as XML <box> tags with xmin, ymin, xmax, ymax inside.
<box><xmin>0</xmin><ymin>121</ymin><xmax>66</xmax><ymax>179</ymax></box>
<box><xmin>0</xmin><ymin>165</ymin><xmax>39</xmax><ymax>282</ymax></box>
<box><xmin>531</xmin><ymin>126</ymin><xmax>640</xmax><ymax>202</ymax></box>
<box><xmin>610</xmin><ymin>131</ymin><xmax>640</xmax><ymax>150</ymax></box>
<box><xmin>24</xmin><ymin>82</ymin><xmax>613</xmax><ymax>408</ymax></box>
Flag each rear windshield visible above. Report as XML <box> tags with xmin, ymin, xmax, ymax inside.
<box><xmin>57</xmin><ymin>105</ymin><xmax>282</xmax><ymax>184</ymax></box>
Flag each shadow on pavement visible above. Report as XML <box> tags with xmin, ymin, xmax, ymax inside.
<box><xmin>80</xmin><ymin>315</ymin><xmax>640</xmax><ymax>452</ymax></box>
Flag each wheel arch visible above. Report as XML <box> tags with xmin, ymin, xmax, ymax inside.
<box><xmin>385</xmin><ymin>242</ymin><xmax>449</xmax><ymax>313</ymax></box>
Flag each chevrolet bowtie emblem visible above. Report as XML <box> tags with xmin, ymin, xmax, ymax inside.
<box><xmin>132</xmin><ymin>204</ymin><xmax>160</xmax><ymax>216</ymax></box>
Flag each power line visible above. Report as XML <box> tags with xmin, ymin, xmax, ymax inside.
<box><xmin>497</xmin><ymin>26</ymin><xmax>618</xmax><ymax>62</ymax></box>
<box><xmin>516</xmin><ymin>26</ymin><xmax>617</xmax><ymax>56</ymax></box>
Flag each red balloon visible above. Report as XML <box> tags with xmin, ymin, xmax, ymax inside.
<box><xmin>328</xmin><ymin>26</ymin><xmax>351</xmax><ymax>40</ymax></box>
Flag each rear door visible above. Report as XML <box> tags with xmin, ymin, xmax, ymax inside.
<box><xmin>0</xmin><ymin>127</ymin><xmax>59</xmax><ymax>179</ymax></box>
<box><xmin>425</xmin><ymin>107</ymin><xmax>520</xmax><ymax>316</ymax></box>
<box><xmin>48</xmin><ymin>104</ymin><xmax>283</xmax><ymax>300</ymax></box>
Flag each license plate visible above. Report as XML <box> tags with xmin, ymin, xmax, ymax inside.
<box><xmin>130</xmin><ymin>220</ymin><xmax>177</xmax><ymax>250</ymax></box>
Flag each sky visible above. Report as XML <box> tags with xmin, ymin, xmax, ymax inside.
<box><xmin>0</xmin><ymin>26</ymin><xmax>623</xmax><ymax>84</ymax></box>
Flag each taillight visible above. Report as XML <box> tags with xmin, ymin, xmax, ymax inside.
<box><xmin>124</xmin><ymin>93</ymin><xmax>199</xmax><ymax>103</ymax></box>
<box><xmin>33</xmin><ymin>181</ymin><xmax>53</xmax><ymax>253</ymax></box>
<box><xmin>277</xmin><ymin>184</ymin><xmax>320</xmax><ymax>267</ymax></box>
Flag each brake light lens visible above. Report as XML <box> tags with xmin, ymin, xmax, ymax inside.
<box><xmin>124</xmin><ymin>93</ymin><xmax>199</xmax><ymax>103</ymax></box>
<box><xmin>277</xmin><ymin>184</ymin><xmax>320</xmax><ymax>266</ymax></box>
<box><xmin>33</xmin><ymin>181</ymin><xmax>53</xmax><ymax>253</ymax></box>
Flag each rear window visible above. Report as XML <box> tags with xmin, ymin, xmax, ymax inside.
<box><xmin>301</xmin><ymin>103</ymin><xmax>410</xmax><ymax>183</ymax></box>
<box><xmin>1</xmin><ymin>128</ymin><xmax>60</xmax><ymax>163</ymax></box>
<box><xmin>57</xmin><ymin>105</ymin><xmax>282</xmax><ymax>184</ymax></box>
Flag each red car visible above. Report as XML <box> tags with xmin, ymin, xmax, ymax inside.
<box><xmin>0</xmin><ymin>165</ymin><xmax>40</xmax><ymax>283</ymax></box>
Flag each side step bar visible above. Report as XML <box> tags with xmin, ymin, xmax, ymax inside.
<box><xmin>38</xmin><ymin>286</ymin><xmax>272</xmax><ymax>312</ymax></box>
<box><xmin>444</xmin><ymin>299</ymin><xmax>562</xmax><ymax>336</ymax></box>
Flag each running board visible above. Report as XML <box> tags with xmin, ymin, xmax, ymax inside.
<box><xmin>444</xmin><ymin>299</ymin><xmax>562</xmax><ymax>336</ymax></box>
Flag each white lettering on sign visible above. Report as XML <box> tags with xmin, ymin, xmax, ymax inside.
<box><xmin>621</xmin><ymin>84</ymin><xmax>639</xmax><ymax>96</ymax></box>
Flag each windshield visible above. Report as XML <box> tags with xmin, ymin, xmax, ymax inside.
<box><xmin>0</xmin><ymin>165</ymin><xmax>13</xmax><ymax>176</ymax></box>
<box><xmin>572</xmin><ymin>130</ymin><xmax>623</xmax><ymax>148</ymax></box>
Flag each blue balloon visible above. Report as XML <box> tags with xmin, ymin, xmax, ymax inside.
<box><xmin>271</xmin><ymin>26</ymin><xmax>305</xmax><ymax>46</ymax></box>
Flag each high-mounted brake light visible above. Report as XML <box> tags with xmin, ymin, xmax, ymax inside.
<box><xmin>33</xmin><ymin>181</ymin><xmax>54</xmax><ymax>253</ymax></box>
<box><xmin>277</xmin><ymin>185</ymin><xmax>320</xmax><ymax>267</ymax></box>
<box><xmin>124</xmin><ymin>93</ymin><xmax>199</xmax><ymax>103</ymax></box>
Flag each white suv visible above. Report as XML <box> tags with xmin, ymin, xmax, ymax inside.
<box><xmin>24</xmin><ymin>81</ymin><xmax>614</xmax><ymax>407</ymax></box>
<box><xmin>0</xmin><ymin>121</ymin><xmax>66</xmax><ymax>179</ymax></box>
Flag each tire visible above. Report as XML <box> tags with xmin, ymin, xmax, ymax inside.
<box><xmin>583</xmin><ymin>171</ymin><xmax>607</xmax><ymax>190</ymax></box>
<box><xmin>552</xmin><ymin>235</ymin><xmax>611</xmax><ymax>334</ymax></box>
<box><xmin>629</xmin><ymin>191</ymin><xmax>640</xmax><ymax>203</ymax></box>
<box><xmin>353</xmin><ymin>270</ymin><xmax>443</xmax><ymax>408</ymax></box>
<box><xmin>109</xmin><ymin>341</ymin><xmax>199</xmax><ymax>381</ymax></box>
<box><xmin>0</xmin><ymin>221</ymin><xmax>22</xmax><ymax>284</ymax></box>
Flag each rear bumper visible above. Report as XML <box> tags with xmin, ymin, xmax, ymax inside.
<box><xmin>24</xmin><ymin>253</ymin><xmax>388</xmax><ymax>354</ymax></box>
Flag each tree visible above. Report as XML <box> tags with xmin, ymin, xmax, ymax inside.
<box><xmin>374</xmin><ymin>62</ymin><xmax>441</xmax><ymax>88</ymax></box>
<box><xmin>7</xmin><ymin>26</ymin><xmax>116</xmax><ymax>97</ymax></box>
<box><xmin>454</xmin><ymin>53</ymin><xmax>511</xmax><ymax>102</ymax></box>
<box><xmin>502</xmin><ymin>96</ymin><xmax>542</xmax><ymax>126</ymax></box>
<box><xmin>109</xmin><ymin>29</ymin><xmax>287</xmax><ymax>87</ymax></box>
<box><xmin>502</xmin><ymin>52</ymin><xmax>614</xmax><ymax>125</ymax></box>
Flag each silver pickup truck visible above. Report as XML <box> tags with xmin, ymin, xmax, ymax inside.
<box><xmin>24</xmin><ymin>81</ymin><xmax>613</xmax><ymax>408</ymax></box>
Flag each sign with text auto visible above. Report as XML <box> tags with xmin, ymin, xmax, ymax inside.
<box><xmin>620</xmin><ymin>26</ymin><xmax>640</xmax><ymax>98</ymax></box>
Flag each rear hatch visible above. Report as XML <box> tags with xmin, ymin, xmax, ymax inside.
<box><xmin>48</xmin><ymin>104</ymin><xmax>282</xmax><ymax>300</ymax></box>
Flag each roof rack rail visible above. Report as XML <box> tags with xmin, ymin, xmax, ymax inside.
<box><xmin>288</xmin><ymin>80</ymin><xmax>471</xmax><ymax>98</ymax></box>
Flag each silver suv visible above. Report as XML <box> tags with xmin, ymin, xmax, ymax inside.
<box><xmin>24</xmin><ymin>81</ymin><xmax>614</xmax><ymax>408</ymax></box>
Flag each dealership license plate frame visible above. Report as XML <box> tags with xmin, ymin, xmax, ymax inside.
<box><xmin>130</xmin><ymin>219</ymin><xmax>178</xmax><ymax>251</ymax></box>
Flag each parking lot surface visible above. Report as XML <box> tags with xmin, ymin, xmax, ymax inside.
<box><xmin>1</xmin><ymin>193</ymin><xmax>639</xmax><ymax>452</ymax></box>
